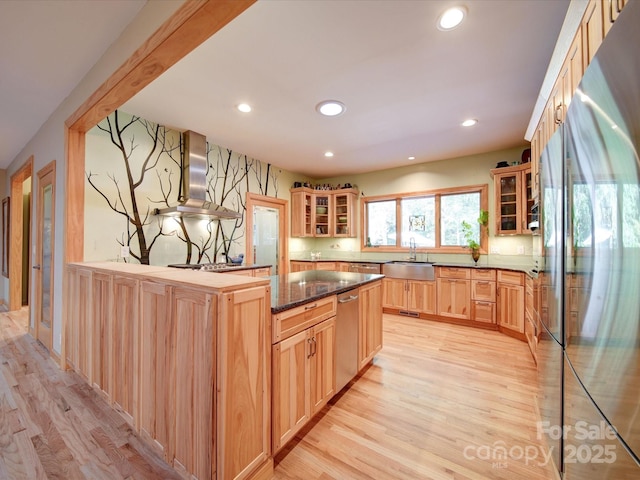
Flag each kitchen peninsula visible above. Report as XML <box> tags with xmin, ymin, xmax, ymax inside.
<box><xmin>64</xmin><ymin>262</ymin><xmax>383</xmax><ymax>480</ymax></box>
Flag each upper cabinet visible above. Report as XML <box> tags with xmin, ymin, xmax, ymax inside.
<box><xmin>291</xmin><ymin>187</ymin><xmax>358</xmax><ymax>238</ymax></box>
<box><xmin>529</xmin><ymin>0</ymin><xmax>626</xmax><ymax>201</ymax></box>
<box><xmin>491</xmin><ymin>163</ymin><xmax>533</xmax><ymax>235</ymax></box>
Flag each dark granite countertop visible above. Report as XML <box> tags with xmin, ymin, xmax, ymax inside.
<box><xmin>270</xmin><ymin>270</ymin><xmax>384</xmax><ymax>313</ymax></box>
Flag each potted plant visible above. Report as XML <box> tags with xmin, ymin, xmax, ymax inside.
<box><xmin>461</xmin><ymin>210</ymin><xmax>488</xmax><ymax>264</ymax></box>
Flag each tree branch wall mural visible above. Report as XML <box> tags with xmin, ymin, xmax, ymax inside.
<box><xmin>84</xmin><ymin>110</ymin><xmax>287</xmax><ymax>265</ymax></box>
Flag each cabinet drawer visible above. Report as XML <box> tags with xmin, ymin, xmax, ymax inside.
<box><xmin>315</xmin><ymin>262</ymin><xmax>337</xmax><ymax>271</ymax></box>
<box><xmin>497</xmin><ymin>270</ymin><xmax>524</xmax><ymax>286</ymax></box>
<box><xmin>253</xmin><ymin>267</ymin><xmax>271</xmax><ymax>277</ymax></box>
<box><xmin>472</xmin><ymin>301</ymin><xmax>496</xmax><ymax>324</ymax></box>
<box><xmin>472</xmin><ymin>280</ymin><xmax>496</xmax><ymax>302</ymax></box>
<box><xmin>273</xmin><ymin>296</ymin><xmax>337</xmax><ymax>343</ymax></box>
<box><xmin>437</xmin><ymin>267</ymin><xmax>470</xmax><ymax>280</ymax></box>
<box><xmin>471</xmin><ymin>269</ymin><xmax>496</xmax><ymax>281</ymax></box>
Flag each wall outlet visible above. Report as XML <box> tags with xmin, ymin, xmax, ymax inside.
<box><xmin>120</xmin><ymin>246</ymin><xmax>130</xmax><ymax>258</ymax></box>
<box><xmin>490</xmin><ymin>246</ymin><xmax>500</xmax><ymax>254</ymax></box>
<box><xmin>517</xmin><ymin>245</ymin><xmax>525</xmax><ymax>255</ymax></box>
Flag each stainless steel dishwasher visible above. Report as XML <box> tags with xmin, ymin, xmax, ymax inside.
<box><xmin>336</xmin><ymin>288</ymin><xmax>359</xmax><ymax>392</ymax></box>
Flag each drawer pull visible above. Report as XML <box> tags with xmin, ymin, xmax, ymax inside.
<box><xmin>304</xmin><ymin>303</ymin><xmax>318</xmax><ymax>310</ymax></box>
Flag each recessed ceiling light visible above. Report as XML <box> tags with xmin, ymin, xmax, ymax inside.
<box><xmin>438</xmin><ymin>6</ymin><xmax>467</xmax><ymax>31</ymax></box>
<box><xmin>324</xmin><ymin>151</ymin><xmax>334</xmax><ymax>158</ymax></box>
<box><xmin>237</xmin><ymin>103</ymin><xmax>252</xmax><ymax>113</ymax></box>
<box><xmin>462</xmin><ymin>118</ymin><xmax>478</xmax><ymax>127</ymax></box>
<box><xmin>408</xmin><ymin>156</ymin><xmax>416</xmax><ymax>160</ymax></box>
<box><xmin>316</xmin><ymin>100</ymin><xmax>346</xmax><ymax>117</ymax></box>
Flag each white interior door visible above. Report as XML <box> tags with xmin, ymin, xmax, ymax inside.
<box><xmin>253</xmin><ymin>206</ymin><xmax>279</xmax><ymax>274</ymax></box>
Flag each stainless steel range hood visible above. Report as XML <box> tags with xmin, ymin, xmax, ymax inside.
<box><xmin>154</xmin><ymin>130</ymin><xmax>241</xmax><ymax>220</ymax></box>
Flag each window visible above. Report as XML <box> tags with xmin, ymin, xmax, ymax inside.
<box><xmin>362</xmin><ymin>184</ymin><xmax>488</xmax><ymax>252</ymax></box>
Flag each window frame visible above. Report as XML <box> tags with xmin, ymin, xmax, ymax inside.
<box><xmin>360</xmin><ymin>184</ymin><xmax>489</xmax><ymax>253</ymax></box>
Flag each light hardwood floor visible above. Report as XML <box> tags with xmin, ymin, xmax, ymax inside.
<box><xmin>0</xmin><ymin>310</ymin><xmax>553</xmax><ymax>479</ymax></box>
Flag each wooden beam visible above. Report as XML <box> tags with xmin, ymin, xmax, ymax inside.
<box><xmin>66</xmin><ymin>0</ymin><xmax>256</xmax><ymax>132</ymax></box>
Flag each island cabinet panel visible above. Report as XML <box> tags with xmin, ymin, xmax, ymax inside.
<box><xmin>358</xmin><ymin>281</ymin><xmax>383</xmax><ymax>369</ymax></box>
<box><xmin>272</xmin><ymin>330</ymin><xmax>310</xmax><ymax>453</ymax></box>
<box><xmin>309</xmin><ymin>318</ymin><xmax>336</xmax><ymax>414</ymax></box>
<box><xmin>138</xmin><ymin>281</ymin><xmax>173</xmax><ymax>460</ymax></box>
<box><xmin>65</xmin><ymin>266</ymin><xmax>92</xmax><ymax>379</ymax></box>
<box><xmin>218</xmin><ymin>286</ymin><xmax>271</xmax><ymax>480</ymax></box>
<box><xmin>110</xmin><ymin>275</ymin><xmax>139</xmax><ymax>427</ymax></box>
<box><xmin>90</xmin><ymin>272</ymin><xmax>112</xmax><ymax>399</ymax></box>
<box><xmin>172</xmin><ymin>287</ymin><xmax>216</xmax><ymax>480</ymax></box>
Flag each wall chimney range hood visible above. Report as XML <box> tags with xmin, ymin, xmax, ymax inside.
<box><xmin>154</xmin><ymin>130</ymin><xmax>241</xmax><ymax>220</ymax></box>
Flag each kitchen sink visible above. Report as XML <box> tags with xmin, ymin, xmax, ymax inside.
<box><xmin>382</xmin><ymin>261</ymin><xmax>435</xmax><ymax>281</ymax></box>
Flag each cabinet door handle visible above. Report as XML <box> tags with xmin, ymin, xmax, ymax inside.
<box><xmin>307</xmin><ymin>338</ymin><xmax>314</xmax><ymax>358</ymax></box>
<box><xmin>312</xmin><ymin>337</ymin><xmax>317</xmax><ymax>356</ymax></box>
<box><xmin>554</xmin><ymin>104</ymin><xmax>563</xmax><ymax>124</ymax></box>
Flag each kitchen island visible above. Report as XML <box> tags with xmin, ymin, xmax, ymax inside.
<box><xmin>64</xmin><ymin>263</ymin><xmax>384</xmax><ymax>479</ymax></box>
<box><xmin>269</xmin><ymin>270</ymin><xmax>384</xmax><ymax>453</ymax></box>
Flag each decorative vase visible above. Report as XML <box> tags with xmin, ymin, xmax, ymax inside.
<box><xmin>471</xmin><ymin>248</ymin><xmax>480</xmax><ymax>265</ymax></box>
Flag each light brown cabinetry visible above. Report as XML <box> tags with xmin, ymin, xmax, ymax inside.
<box><xmin>218</xmin><ymin>286</ymin><xmax>271</xmax><ymax>480</ymax></box>
<box><xmin>271</xmin><ymin>329</ymin><xmax>309</xmax><ymax>452</ymax></box>
<box><xmin>497</xmin><ymin>270</ymin><xmax>525</xmax><ymax>337</ymax></box>
<box><xmin>272</xmin><ymin>299</ymin><xmax>336</xmax><ymax>453</ymax></box>
<box><xmin>290</xmin><ymin>187</ymin><xmax>357</xmax><ymax>238</ymax></box>
<box><xmin>90</xmin><ymin>272</ymin><xmax>111</xmax><ymax>399</ymax></box>
<box><xmin>436</xmin><ymin>267</ymin><xmax>471</xmax><ymax>320</ymax></box>
<box><xmin>381</xmin><ymin>277</ymin><xmax>436</xmax><ymax>316</ymax></box>
<box><xmin>291</xmin><ymin>189</ymin><xmax>313</xmax><ymax>237</ymax></box>
<box><xmin>491</xmin><ymin>164</ymin><xmax>533</xmax><ymax>235</ymax></box>
<box><xmin>290</xmin><ymin>261</ymin><xmax>316</xmax><ymax>272</ymax></box>
<box><xmin>65</xmin><ymin>263</ymin><xmax>272</xmax><ymax>480</ymax></box>
<box><xmin>332</xmin><ymin>190</ymin><xmax>357</xmax><ymax>237</ymax></box>
<box><xmin>358</xmin><ymin>281</ymin><xmax>383</xmax><ymax>369</ymax></box>
<box><xmin>525</xmin><ymin>275</ymin><xmax>538</xmax><ymax>362</ymax></box>
<box><xmin>471</xmin><ymin>269</ymin><xmax>496</xmax><ymax>324</ymax></box>
<box><xmin>309</xmin><ymin>318</ymin><xmax>336</xmax><ymax>413</ymax></box>
<box><xmin>111</xmin><ymin>275</ymin><xmax>139</xmax><ymax>426</ymax></box>
<box><xmin>530</xmin><ymin>0</ymin><xmax>625</xmax><ymax>185</ymax></box>
<box><xmin>582</xmin><ymin>0</ymin><xmax>604</xmax><ymax>66</ymax></box>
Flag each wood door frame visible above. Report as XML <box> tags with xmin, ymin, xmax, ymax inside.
<box><xmin>35</xmin><ymin>160</ymin><xmax>56</xmax><ymax>352</ymax></box>
<box><xmin>61</xmin><ymin>0</ymin><xmax>255</xmax><ymax>368</ymax></box>
<box><xmin>246</xmin><ymin>193</ymin><xmax>288</xmax><ymax>275</ymax></box>
<box><xmin>9</xmin><ymin>157</ymin><xmax>33</xmax><ymax>316</ymax></box>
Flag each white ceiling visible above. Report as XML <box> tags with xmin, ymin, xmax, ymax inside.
<box><xmin>0</xmin><ymin>0</ymin><xmax>145</xmax><ymax>169</ymax></box>
<box><xmin>1</xmin><ymin>0</ymin><xmax>570</xmax><ymax>177</ymax></box>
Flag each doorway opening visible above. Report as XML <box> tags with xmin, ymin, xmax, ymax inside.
<box><xmin>9</xmin><ymin>157</ymin><xmax>33</xmax><ymax>330</ymax></box>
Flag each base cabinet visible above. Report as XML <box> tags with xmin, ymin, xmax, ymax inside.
<box><xmin>497</xmin><ymin>271</ymin><xmax>525</xmax><ymax>335</ymax></box>
<box><xmin>382</xmin><ymin>277</ymin><xmax>436</xmax><ymax>315</ymax></box>
<box><xmin>65</xmin><ymin>264</ymin><xmax>271</xmax><ymax>480</ymax></box>
<box><xmin>272</xmin><ymin>318</ymin><xmax>335</xmax><ymax>453</ymax></box>
<box><xmin>359</xmin><ymin>281</ymin><xmax>383</xmax><ymax>369</ymax></box>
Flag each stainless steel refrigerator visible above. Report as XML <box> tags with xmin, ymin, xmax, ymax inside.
<box><xmin>538</xmin><ymin>2</ymin><xmax>640</xmax><ymax>478</ymax></box>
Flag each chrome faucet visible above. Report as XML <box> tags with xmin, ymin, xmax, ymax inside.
<box><xmin>409</xmin><ymin>237</ymin><xmax>417</xmax><ymax>261</ymax></box>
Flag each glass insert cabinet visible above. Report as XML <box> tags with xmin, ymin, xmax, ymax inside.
<box><xmin>291</xmin><ymin>187</ymin><xmax>358</xmax><ymax>238</ymax></box>
<box><xmin>491</xmin><ymin>163</ymin><xmax>534</xmax><ymax>235</ymax></box>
